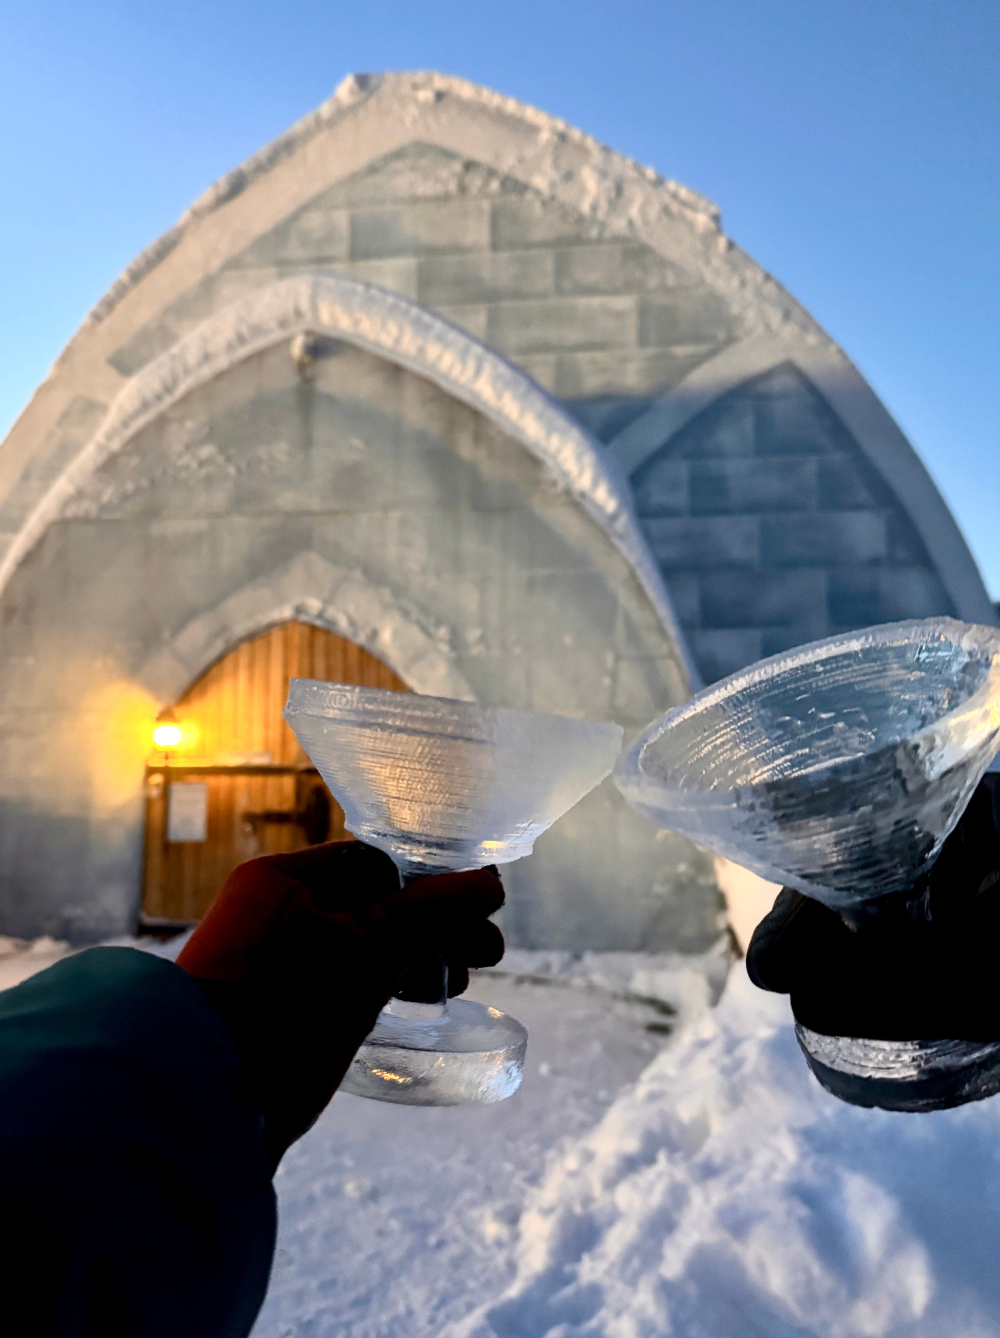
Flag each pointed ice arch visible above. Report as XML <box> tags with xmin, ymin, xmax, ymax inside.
<box><xmin>608</xmin><ymin>335</ymin><xmax>994</xmax><ymax>628</ymax></box>
<box><xmin>0</xmin><ymin>272</ymin><xmax>693</xmax><ymax>684</ymax></box>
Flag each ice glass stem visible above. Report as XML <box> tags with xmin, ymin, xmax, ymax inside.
<box><xmin>382</xmin><ymin>869</ymin><xmax>450</xmax><ymax>1020</ymax></box>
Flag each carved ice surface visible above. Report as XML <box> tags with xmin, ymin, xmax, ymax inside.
<box><xmin>796</xmin><ymin>1027</ymin><xmax>1000</xmax><ymax>1083</ymax></box>
<box><xmin>283</xmin><ymin>682</ymin><xmax>622</xmax><ymax>1104</ymax></box>
<box><xmin>795</xmin><ymin>1026</ymin><xmax>1000</xmax><ymax>1111</ymax></box>
<box><xmin>342</xmin><ymin>998</ymin><xmax>529</xmax><ymax>1106</ymax></box>
<box><xmin>283</xmin><ymin>681</ymin><xmax>624</xmax><ymax>878</ymax></box>
<box><xmin>615</xmin><ymin>619</ymin><xmax>1000</xmax><ymax>909</ymax></box>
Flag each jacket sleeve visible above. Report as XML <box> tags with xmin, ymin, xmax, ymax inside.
<box><xmin>0</xmin><ymin>947</ymin><xmax>276</xmax><ymax>1338</ymax></box>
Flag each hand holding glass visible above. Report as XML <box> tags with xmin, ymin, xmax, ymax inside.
<box><xmin>614</xmin><ymin>618</ymin><xmax>1000</xmax><ymax>1099</ymax></box>
<box><xmin>284</xmin><ymin>682</ymin><xmax>622</xmax><ymax>1105</ymax></box>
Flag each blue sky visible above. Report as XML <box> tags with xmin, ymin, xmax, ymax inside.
<box><xmin>2</xmin><ymin>0</ymin><xmax>997</xmax><ymax>596</ymax></box>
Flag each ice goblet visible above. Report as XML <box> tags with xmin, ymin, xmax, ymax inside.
<box><xmin>614</xmin><ymin>619</ymin><xmax>1000</xmax><ymax>1108</ymax></box>
<box><xmin>283</xmin><ymin>681</ymin><xmax>623</xmax><ymax>1106</ymax></box>
<box><xmin>614</xmin><ymin>619</ymin><xmax>1000</xmax><ymax>910</ymax></box>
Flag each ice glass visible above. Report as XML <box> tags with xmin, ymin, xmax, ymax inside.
<box><xmin>284</xmin><ymin>681</ymin><xmax>623</xmax><ymax>1105</ymax></box>
<box><xmin>614</xmin><ymin>620</ymin><xmax>1000</xmax><ymax>911</ymax></box>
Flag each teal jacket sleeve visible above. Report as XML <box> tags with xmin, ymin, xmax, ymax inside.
<box><xmin>0</xmin><ymin>947</ymin><xmax>276</xmax><ymax>1338</ymax></box>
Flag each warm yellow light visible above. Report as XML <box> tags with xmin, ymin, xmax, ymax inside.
<box><xmin>153</xmin><ymin>723</ymin><xmax>183</xmax><ymax>749</ymax></box>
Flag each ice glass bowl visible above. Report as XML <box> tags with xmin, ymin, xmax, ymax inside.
<box><xmin>283</xmin><ymin>681</ymin><xmax>624</xmax><ymax>877</ymax></box>
<box><xmin>614</xmin><ymin>619</ymin><xmax>1000</xmax><ymax>909</ymax></box>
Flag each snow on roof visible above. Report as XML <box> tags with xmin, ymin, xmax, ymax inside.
<box><xmin>83</xmin><ymin>71</ymin><xmax>725</xmax><ymax>330</ymax></box>
<box><xmin>76</xmin><ymin>69</ymin><xmax>825</xmax><ymax>355</ymax></box>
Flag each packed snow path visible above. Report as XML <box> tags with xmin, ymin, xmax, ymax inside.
<box><xmin>254</xmin><ymin>959</ymin><xmax>1000</xmax><ymax>1338</ymax></box>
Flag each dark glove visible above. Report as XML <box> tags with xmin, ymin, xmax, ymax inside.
<box><xmin>747</xmin><ymin>774</ymin><xmax>1000</xmax><ymax>1110</ymax></box>
<box><xmin>177</xmin><ymin>841</ymin><xmax>505</xmax><ymax>1166</ymax></box>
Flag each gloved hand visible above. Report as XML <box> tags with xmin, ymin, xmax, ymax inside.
<box><xmin>177</xmin><ymin>841</ymin><xmax>505</xmax><ymax>1167</ymax></box>
<box><xmin>747</xmin><ymin>774</ymin><xmax>1000</xmax><ymax>1043</ymax></box>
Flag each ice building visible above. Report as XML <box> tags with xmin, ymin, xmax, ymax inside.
<box><xmin>0</xmin><ymin>72</ymin><xmax>993</xmax><ymax>947</ymax></box>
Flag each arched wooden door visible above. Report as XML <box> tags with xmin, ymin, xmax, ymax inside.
<box><xmin>141</xmin><ymin>622</ymin><xmax>410</xmax><ymax>926</ymax></box>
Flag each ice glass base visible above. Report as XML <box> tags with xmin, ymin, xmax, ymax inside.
<box><xmin>796</xmin><ymin>1025</ymin><xmax>1000</xmax><ymax>1113</ymax></box>
<box><xmin>340</xmin><ymin>997</ymin><xmax>528</xmax><ymax>1105</ymax></box>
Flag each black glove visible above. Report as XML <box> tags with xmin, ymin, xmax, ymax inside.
<box><xmin>747</xmin><ymin>774</ymin><xmax>1000</xmax><ymax>1110</ymax></box>
<box><xmin>177</xmin><ymin>841</ymin><xmax>505</xmax><ymax>1167</ymax></box>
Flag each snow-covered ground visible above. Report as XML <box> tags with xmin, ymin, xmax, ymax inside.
<box><xmin>253</xmin><ymin>949</ymin><xmax>726</xmax><ymax>1338</ymax></box>
<box><xmin>253</xmin><ymin>954</ymin><xmax>1000</xmax><ymax>1338</ymax></box>
<box><xmin>3</xmin><ymin>937</ymin><xmax>998</xmax><ymax>1336</ymax></box>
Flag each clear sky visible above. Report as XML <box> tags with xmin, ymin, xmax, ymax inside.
<box><xmin>2</xmin><ymin>0</ymin><xmax>997</xmax><ymax>597</ymax></box>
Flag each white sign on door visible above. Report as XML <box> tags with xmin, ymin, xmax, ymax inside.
<box><xmin>166</xmin><ymin>782</ymin><xmax>208</xmax><ymax>843</ymax></box>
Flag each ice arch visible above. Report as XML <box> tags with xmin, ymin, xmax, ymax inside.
<box><xmin>0</xmin><ymin>273</ymin><xmax>696</xmax><ymax>688</ymax></box>
<box><xmin>608</xmin><ymin>335</ymin><xmax>994</xmax><ymax>626</ymax></box>
<box><xmin>136</xmin><ymin>552</ymin><xmax>475</xmax><ymax>704</ymax></box>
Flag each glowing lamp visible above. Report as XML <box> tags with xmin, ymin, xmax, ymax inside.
<box><xmin>153</xmin><ymin>708</ymin><xmax>182</xmax><ymax>750</ymax></box>
<box><xmin>153</xmin><ymin>723</ymin><xmax>182</xmax><ymax>748</ymax></box>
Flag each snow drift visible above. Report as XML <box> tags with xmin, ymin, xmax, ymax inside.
<box><xmin>448</xmin><ymin>964</ymin><xmax>1000</xmax><ymax>1338</ymax></box>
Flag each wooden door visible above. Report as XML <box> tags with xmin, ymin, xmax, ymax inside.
<box><xmin>141</xmin><ymin>622</ymin><xmax>410</xmax><ymax>926</ymax></box>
